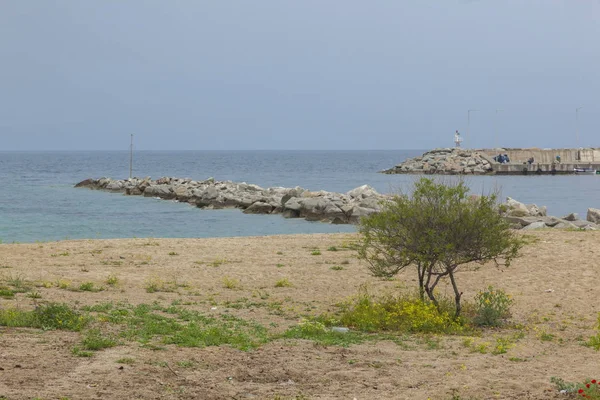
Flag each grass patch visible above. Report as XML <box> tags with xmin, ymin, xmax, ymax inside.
<box><xmin>327</xmin><ymin>246</ymin><xmax>338</xmax><ymax>252</ymax></box>
<box><xmin>81</xmin><ymin>328</ymin><xmax>117</xmax><ymax>351</ymax></box>
<box><xmin>117</xmin><ymin>357</ymin><xmax>136</xmax><ymax>364</ymax></box>
<box><xmin>168</xmin><ymin>252</ymin><xmax>178</xmax><ymax>256</ymax></box>
<box><xmin>106</xmin><ymin>304</ymin><xmax>270</xmax><ymax>351</ymax></box>
<box><xmin>330</xmin><ymin>265</ymin><xmax>344</xmax><ymax>271</ymax></box>
<box><xmin>106</xmin><ymin>274</ymin><xmax>118</xmax><ymax>286</ymax></box>
<box><xmin>274</xmin><ymin>278</ymin><xmax>293</xmax><ymax>288</ymax></box>
<box><xmin>210</xmin><ymin>258</ymin><xmax>227</xmax><ymax>267</ymax></box>
<box><xmin>144</xmin><ymin>277</ymin><xmax>179</xmax><ymax>293</ymax></box>
<box><xmin>310</xmin><ymin>250</ymin><xmax>321</xmax><ymax>256</ymax></box>
<box><xmin>0</xmin><ymin>303</ymin><xmax>90</xmax><ymax>331</ymax></box>
<box><xmin>176</xmin><ymin>360</ymin><xmax>196</xmax><ymax>368</ymax></box>
<box><xmin>282</xmin><ymin>319</ymin><xmax>366</xmax><ymax>347</ymax></box>
<box><xmin>79</xmin><ymin>282</ymin><xmax>104</xmax><ymax>292</ymax></box>
<box><xmin>222</xmin><ymin>277</ymin><xmax>241</xmax><ymax>290</ymax></box>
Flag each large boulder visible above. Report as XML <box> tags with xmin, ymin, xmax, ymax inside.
<box><xmin>554</xmin><ymin>221</ymin><xmax>578</xmax><ymax>230</ymax></box>
<box><xmin>243</xmin><ymin>201</ymin><xmax>274</xmax><ymax>214</ymax></box>
<box><xmin>347</xmin><ymin>185</ymin><xmax>379</xmax><ymax>199</ymax></box>
<box><xmin>522</xmin><ymin>221</ymin><xmax>547</xmax><ymax>230</ymax></box>
<box><xmin>562</xmin><ymin>213</ymin><xmax>578</xmax><ymax>221</ymax></box>
<box><xmin>143</xmin><ymin>184</ymin><xmax>175</xmax><ymax>199</ymax></box>
<box><xmin>74</xmin><ymin>178</ymin><xmax>97</xmax><ymax>188</ymax></box>
<box><xmin>105</xmin><ymin>181</ymin><xmax>124</xmax><ymax>192</ymax></box>
<box><xmin>587</xmin><ymin>208</ymin><xmax>600</xmax><ymax>224</ymax></box>
<box><xmin>505</xmin><ymin>197</ymin><xmax>530</xmax><ymax>217</ymax></box>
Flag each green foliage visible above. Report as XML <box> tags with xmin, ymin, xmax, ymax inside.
<box><xmin>282</xmin><ymin>319</ymin><xmax>366</xmax><ymax>347</ymax></box>
<box><xmin>327</xmin><ymin>246</ymin><xmax>338</xmax><ymax>252</ymax></box>
<box><xmin>473</xmin><ymin>286</ymin><xmax>513</xmax><ymax>327</ymax></box>
<box><xmin>274</xmin><ymin>278</ymin><xmax>292</xmax><ymax>288</ymax></box>
<box><xmin>81</xmin><ymin>329</ymin><xmax>117</xmax><ymax>350</ymax></box>
<box><xmin>330</xmin><ymin>265</ymin><xmax>344</xmax><ymax>271</ymax></box>
<box><xmin>588</xmin><ymin>313</ymin><xmax>600</xmax><ymax>350</ymax></box>
<box><xmin>311</xmin><ymin>250</ymin><xmax>321</xmax><ymax>256</ymax></box>
<box><xmin>106</xmin><ymin>274</ymin><xmax>118</xmax><ymax>286</ymax></box>
<box><xmin>357</xmin><ymin>178</ymin><xmax>524</xmax><ymax>318</ymax></box>
<box><xmin>79</xmin><ymin>282</ymin><xmax>103</xmax><ymax>292</ymax></box>
<box><xmin>338</xmin><ymin>286</ymin><xmax>463</xmax><ymax>334</ymax></box>
<box><xmin>89</xmin><ymin>302</ymin><xmax>269</xmax><ymax>351</ymax></box>
<box><xmin>222</xmin><ymin>276</ymin><xmax>241</xmax><ymax>289</ymax></box>
<box><xmin>0</xmin><ymin>303</ymin><xmax>90</xmax><ymax>331</ymax></box>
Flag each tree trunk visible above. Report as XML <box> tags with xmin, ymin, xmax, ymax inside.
<box><xmin>448</xmin><ymin>269</ymin><xmax>462</xmax><ymax>319</ymax></box>
<box><xmin>417</xmin><ymin>263</ymin><xmax>425</xmax><ymax>302</ymax></box>
<box><xmin>424</xmin><ymin>269</ymin><xmax>444</xmax><ymax>311</ymax></box>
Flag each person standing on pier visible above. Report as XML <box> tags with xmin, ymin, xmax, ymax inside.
<box><xmin>454</xmin><ymin>130</ymin><xmax>463</xmax><ymax>148</ymax></box>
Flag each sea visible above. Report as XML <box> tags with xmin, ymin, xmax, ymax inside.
<box><xmin>0</xmin><ymin>150</ymin><xmax>598</xmax><ymax>243</ymax></box>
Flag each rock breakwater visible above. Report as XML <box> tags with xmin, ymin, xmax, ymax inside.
<box><xmin>75</xmin><ymin>177</ymin><xmax>385</xmax><ymax>224</ymax></box>
<box><xmin>382</xmin><ymin>148</ymin><xmax>494</xmax><ymax>175</ymax></box>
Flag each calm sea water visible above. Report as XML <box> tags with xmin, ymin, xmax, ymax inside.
<box><xmin>0</xmin><ymin>150</ymin><xmax>598</xmax><ymax>243</ymax></box>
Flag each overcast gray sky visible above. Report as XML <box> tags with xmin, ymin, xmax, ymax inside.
<box><xmin>1</xmin><ymin>1</ymin><xmax>598</xmax><ymax>150</ymax></box>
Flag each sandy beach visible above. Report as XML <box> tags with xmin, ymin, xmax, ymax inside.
<box><xmin>1</xmin><ymin>230</ymin><xmax>599</xmax><ymax>400</ymax></box>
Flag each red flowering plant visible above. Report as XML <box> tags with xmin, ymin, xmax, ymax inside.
<box><xmin>551</xmin><ymin>377</ymin><xmax>600</xmax><ymax>398</ymax></box>
<box><xmin>576</xmin><ymin>379</ymin><xmax>600</xmax><ymax>399</ymax></box>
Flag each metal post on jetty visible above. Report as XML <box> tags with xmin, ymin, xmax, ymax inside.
<box><xmin>129</xmin><ymin>134</ymin><xmax>133</xmax><ymax>180</ymax></box>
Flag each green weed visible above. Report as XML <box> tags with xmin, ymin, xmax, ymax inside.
<box><xmin>274</xmin><ymin>278</ymin><xmax>293</xmax><ymax>288</ymax></box>
<box><xmin>222</xmin><ymin>277</ymin><xmax>241</xmax><ymax>290</ymax></box>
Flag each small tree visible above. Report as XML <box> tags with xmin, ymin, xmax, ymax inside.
<box><xmin>358</xmin><ymin>178</ymin><xmax>523</xmax><ymax>318</ymax></box>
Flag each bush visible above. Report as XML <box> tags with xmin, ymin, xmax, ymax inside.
<box><xmin>473</xmin><ymin>286</ymin><xmax>513</xmax><ymax>327</ymax></box>
<box><xmin>339</xmin><ymin>287</ymin><xmax>463</xmax><ymax>334</ymax></box>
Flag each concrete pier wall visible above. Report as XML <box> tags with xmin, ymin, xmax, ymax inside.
<box><xmin>481</xmin><ymin>148</ymin><xmax>600</xmax><ymax>164</ymax></box>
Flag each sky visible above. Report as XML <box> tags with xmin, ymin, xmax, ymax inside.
<box><xmin>0</xmin><ymin>0</ymin><xmax>599</xmax><ymax>151</ymax></box>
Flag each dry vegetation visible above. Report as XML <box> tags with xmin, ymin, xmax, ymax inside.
<box><xmin>0</xmin><ymin>231</ymin><xmax>599</xmax><ymax>400</ymax></box>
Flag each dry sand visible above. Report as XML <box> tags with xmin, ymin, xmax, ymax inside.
<box><xmin>0</xmin><ymin>231</ymin><xmax>599</xmax><ymax>400</ymax></box>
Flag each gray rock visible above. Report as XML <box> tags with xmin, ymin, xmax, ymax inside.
<box><xmin>553</xmin><ymin>221</ymin><xmax>578</xmax><ymax>230</ymax></box>
<box><xmin>282</xmin><ymin>197</ymin><xmax>303</xmax><ymax>212</ymax></box>
<box><xmin>200</xmin><ymin>186</ymin><xmax>219</xmax><ymax>200</ymax></box>
<box><xmin>74</xmin><ymin>178</ymin><xmax>97</xmax><ymax>188</ymax></box>
<box><xmin>571</xmin><ymin>219</ymin><xmax>597</xmax><ymax>229</ymax></box>
<box><xmin>562</xmin><ymin>213</ymin><xmax>578</xmax><ymax>221</ymax></box>
<box><xmin>587</xmin><ymin>208</ymin><xmax>600</xmax><ymax>224</ymax></box>
<box><xmin>243</xmin><ymin>201</ymin><xmax>274</xmax><ymax>214</ymax></box>
<box><xmin>522</xmin><ymin>221</ymin><xmax>547</xmax><ymax>230</ymax></box>
<box><xmin>143</xmin><ymin>185</ymin><xmax>174</xmax><ymax>199</ymax></box>
<box><xmin>347</xmin><ymin>185</ymin><xmax>379</xmax><ymax>199</ymax></box>
<box><xmin>105</xmin><ymin>182</ymin><xmax>124</xmax><ymax>192</ymax></box>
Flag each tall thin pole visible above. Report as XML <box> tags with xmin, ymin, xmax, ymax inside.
<box><xmin>576</xmin><ymin>107</ymin><xmax>583</xmax><ymax>148</ymax></box>
<box><xmin>129</xmin><ymin>134</ymin><xmax>133</xmax><ymax>180</ymax></box>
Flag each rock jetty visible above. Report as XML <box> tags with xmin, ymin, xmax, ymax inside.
<box><xmin>75</xmin><ymin>177</ymin><xmax>599</xmax><ymax>230</ymax></box>
<box><xmin>382</xmin><ymin>148</ymin><xmax>494</xmax><ymax>175</ymax></box>
<box><xmin>75</xmin><ymin>177</ymin><xmax>385</xmax><ymax>224</ymax></box>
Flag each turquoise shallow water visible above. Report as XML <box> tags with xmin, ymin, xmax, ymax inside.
<box><xmin>0</xmin><ymin>150</ymin><xmax>598</xmax><ymax>243</ymax></box>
